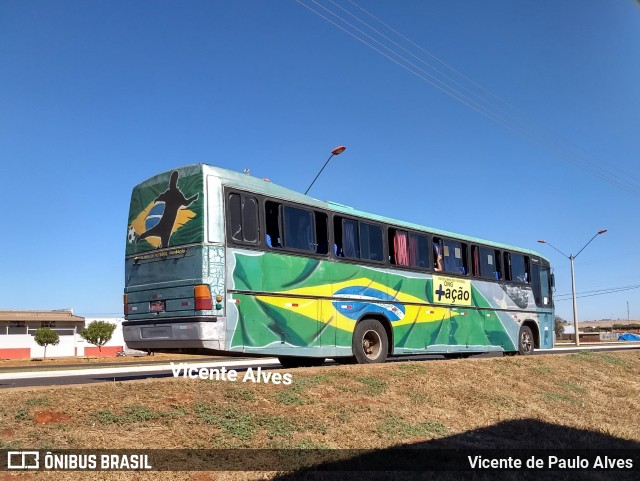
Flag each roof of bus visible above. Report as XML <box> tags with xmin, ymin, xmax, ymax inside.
<box><xmin>170</xmin><ymin>164</ymin><xmax>548</xmax><ymax>261</ymax></box>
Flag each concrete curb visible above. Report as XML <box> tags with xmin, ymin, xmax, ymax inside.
<box><xmin>0</xmin><ymin>358</ymin><xmax>280</xmax><ymax>381</ymax></box>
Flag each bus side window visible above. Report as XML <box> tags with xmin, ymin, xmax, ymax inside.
<box><xmin>359</xmin><ymin>221</ymin><xmax>383</xmax><ymax>262</ymax></box>
<box><xmin>265</xmin><ymin>201</ymin><xmax>282</xmax><ymax>248</ymax></box>
<box><xmin>333</xmin><ymin>216</ymin><xmax>344</xmax><ymax>257</ymax></box>
<box><xmin>283</xmin><ymin>205</ymin><xmax>315</xmax><ymax>252</ymax></box>
<box><xmin>442</xmin><ymin>239</ymin><xmax>468</xmax><ymax>275</ymax></box>
<box><xmin>510</xmin><ymin>253</ymin><xmax>530</xmax><ymax>283</ymax></box>
<box><xmin>390</xmin><ymin>229</ymin><xmax>410</xmax><ymax>266</ymax></box>
<box><xmin>531</xmin><ymin>264</ymin><xmax>552</xmax><ymax>306</ymax></box>
<box><xmin>315</xmin><ymin>212</ymin><xmax>328</xmax><ymax>255</ymax></box>
<box><xmin>433</xmin><ymin>237</ymin><xmax>444</xmax><ymax>272</ymax></box>
<box><xmin>409</xmin><ymin>233</ymin><xmax>429</xmax><ymax>269</ymax></box>
<box><xmin>228</xmin><ymin>193</ymin><xmax>259</xmax><ymax>245</ymax></box>
<box><xmin>472</xmin><ymin>246</ymin><xmax>479</xmax><ymax>277</ymax></box>
<box><xmin>503</xmin><ymin>252</ymin><xmax>511</xmax><ymax>281</ymax></box>
<box><xmin>494</xmin><ymin>250</ymin><xmax>503</xmax><ymax>280</ymax></box>
<box><xmin>342</xmin><ymin>219</ymin><xmax>359</xmax><ymax>258</ymax></box>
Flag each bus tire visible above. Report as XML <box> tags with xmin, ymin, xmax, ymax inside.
<box><xmin>352</xmin><ymin>318</ymin><xmax>388</xmax><ymax>364</ymax></box>
<box><xmin>518</xmin><ymin>325</ymin><xmax>534</xmax><ymax>355</ymax></box>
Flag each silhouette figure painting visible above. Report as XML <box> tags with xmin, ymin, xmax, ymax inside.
<box><xmin>138</xmin><ymin>170</ymin><xmax>198</xmax><ymax>248</ymax></box>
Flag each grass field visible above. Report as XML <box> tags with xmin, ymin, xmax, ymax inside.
<box><xmin>1</xmin><ymin>350</ymin><xmax>639</xmax><ymax>480</ymax></box>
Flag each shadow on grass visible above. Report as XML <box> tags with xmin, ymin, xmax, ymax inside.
<box><xmin>270</xmin><ymin>418</ymin><xmax>640</xmax><ymax>481</ymax></box>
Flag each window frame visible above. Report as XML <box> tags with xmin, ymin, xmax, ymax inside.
<box><xmin>226</xmin><ymin>191</ymin><xmax>261</xmax><ymax>247</ymax></box>
<box><xmin>472</xmin><ymin>244</ymin><xmax>503</xmax><ymax>281</ymax></box>
<box><xmin>282</xmin><ymin>204</ymin><xmax>317</xmax><ymax>253</ymax></box>
<box><xmin>531</xmin><ymin>258</ymin><xmax>553</xmax><ymax>307</ymax></box>
<box><xmin>388</xmin><ymin>227</ymin><xmax>431</xmax><ymax>271</ymax></box>
<box><xmin>504</xmin><ymin>251</ymin><xmax>530</xmax><ymax>284</ymax></box>
<box><xmin>332</xmin><ymin>215</ymin><xmax>385</xmax><ymax>265</ymax></box>
<box><xmin>265</xmin><ymin>199</ymin><xmax>330</xmax><ymax>257</ymax></box>
<box><xmin>434</xmin><ymin>236</ymin><xmax>469</xmax><ymax>277</ymax></box>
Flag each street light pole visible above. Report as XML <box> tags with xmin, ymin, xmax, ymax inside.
<box><xmin>538</xmin><ymin>229</ymin><xmax>607</xmax><ymax>347</ymax></box>
<box><xmin>304</xmin><ymin>146</ymin><xmax>346</xmax><ymax>195</ymax></box>
<box><xmin>569</xmin><ymin>254</ymin><xmax>579</xmax><ymax>346</ymax></box>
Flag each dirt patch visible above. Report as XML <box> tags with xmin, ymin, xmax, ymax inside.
<box><xmin>164</xmin><ymin>395</ymin><xmax>192</xmax><ymax>403</ymax></box>
<box><xmin>34</xmin><ymin>410</ymin><xmax>72</xmax><ymax>424</ymax></box>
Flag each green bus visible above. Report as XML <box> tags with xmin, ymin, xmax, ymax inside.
<box><xmin>123</xmin><ymin>164</ymin><xmax>554</xmax><ymax>366</ymax></box>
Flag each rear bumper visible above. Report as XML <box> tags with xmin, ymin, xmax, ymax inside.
<box><xmin>123</xmin><ymin>317</ymin><xmax>226</xmax><ymax>351</ymax></box>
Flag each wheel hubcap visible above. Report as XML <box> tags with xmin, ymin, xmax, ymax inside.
<box><xmin>521</xmin><ymin>332</ymin><xmax>532</xmax><ymax>353</ymax></box>
<box><xmin>362</xmin><ymin>330</ymin><xmax>382</xmax><ymax>360</ymax></box>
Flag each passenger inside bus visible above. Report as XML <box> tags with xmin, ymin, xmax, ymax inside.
<box><xmin>433</xmin><ymin>242</ymin><xmax>443</xmax><ymax>272</ymax></box>
<box><xmin>266</xmin><ymin>234</ymin><xmax>281</xmax><ymax>248</ymax></box>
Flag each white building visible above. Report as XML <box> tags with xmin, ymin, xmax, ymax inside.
<box><xmin>0</xmin><ymin>310</ymin><xmax>125</xmax><ymax>359</ymax></box>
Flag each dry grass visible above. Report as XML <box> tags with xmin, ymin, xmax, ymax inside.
<box><xmin>1</xmin><ymin>350</ymin><xmax>639</xmax><ymax>480</ymax></box>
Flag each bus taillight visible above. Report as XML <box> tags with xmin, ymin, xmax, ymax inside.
<box><xmin>194</xmin><ymin>285</ymin><xmax>213</xmax><ymax>311</ymax></box>
<box><xmin>123</xmin><ymin>293</ymin><xmax>129</xmax><ymax>315</ymax></box>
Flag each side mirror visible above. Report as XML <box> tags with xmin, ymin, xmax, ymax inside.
<box><xmin>550</xmin><ymin>273</ymin><xmax>555</xmax><ymax>289</ymax></box>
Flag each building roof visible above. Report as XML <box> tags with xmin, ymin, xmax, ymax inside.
<box><xmin>0</xmin><ymin>310</ymin><xmax>85</xmax><ymax>323</ymax></box>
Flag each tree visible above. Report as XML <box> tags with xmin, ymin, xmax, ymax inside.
<box><xmin>554</xmin><ymin>316</ymin><xmax>566</xmax><ymax>338</ymax></box>
<box><xmin>34</xmin><ymin>327</ymin><xmax>60</xmax><ymax>359</ymax></box>
<box><xmin>80</xmin><ymin>321</ymin><xmax>117</xmax><ymax>353</ymax></box>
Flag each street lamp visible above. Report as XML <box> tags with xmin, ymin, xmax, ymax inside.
<box><xmin>537</xmin><ymin>229</ymin><xmax>607</xmax><ymax>346</ymax></box>
<box><xmin>304</xmin><ymin>146</ymin><xmax>347</xmax><ymax>195</ymax></box>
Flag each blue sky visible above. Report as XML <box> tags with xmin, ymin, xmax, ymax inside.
<box><xmin>1</xmin><ymin>0</ymin><xmax>638</xmax><ymax>321</ymax></box>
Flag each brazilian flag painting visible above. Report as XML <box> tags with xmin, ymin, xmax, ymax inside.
<box><xmin>126</xmin><ymin>166</ymin><xmax>204</xmax><ymax>256</ymax></box>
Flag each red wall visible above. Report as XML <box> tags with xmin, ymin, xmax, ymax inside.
<box><xmin>84</xmin><ymin>346</ymin><xmax>123</xmax><ymax>357</ymax></box>
<box><xmin>0</xmin><ymin>348</ymin><xmax>31</xmax><ymax>359</ymax></box>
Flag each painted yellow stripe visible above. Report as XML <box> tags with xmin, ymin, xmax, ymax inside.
<box><xmin>256</xmin><ymin>278</ymin><xmax>453</xmax><ymax>333</ymax></box>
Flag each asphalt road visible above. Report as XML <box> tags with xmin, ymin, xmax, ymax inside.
<box><xmin>1</xmin><ymin>344</ymin><xmax>638</xmax><ymax>389</ymax></box>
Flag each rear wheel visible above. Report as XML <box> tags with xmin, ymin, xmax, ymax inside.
<box><xmin>352</xmin><ymin>318</ymin><xmax>388</xmax><ymax>364</ymax></box>
<box><xmin>518</xmin><ymin>325</ymin><xmax>535</xmax><ymax>355</ymax></box>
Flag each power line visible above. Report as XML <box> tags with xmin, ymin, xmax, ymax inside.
<box><xmin>343</xmin><ymin>0</ymin><xmax>640</xmax><ymax>190</ymax></box>
<box><xmin>295</xmin><ymin>0</ymin><xmax>640</xmax><ymax>196</ymax></box>
<box><xmin>554</xmin><ymin>284</ymin><xmax>640</xmax><ymax>301</ymax></box>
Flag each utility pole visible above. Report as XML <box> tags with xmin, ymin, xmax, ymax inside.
<box><xmin>628</xmin><ymin>301</ymin><xmax>630</xmax><ymax>322</ymax></box>
<box><xmin>537</xmin><ymin>229</ymin><xmax>607</xmax><ymax>347</ymax></box>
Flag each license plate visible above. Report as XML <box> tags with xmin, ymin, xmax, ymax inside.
<box><xmin>141</xmin><ymin>327</ymin><xmax>171</xmax><ymax>339</ymax></box>
<box><xmin>150</xmin><ymin>300</ymin><xmax>165</xmax><ymax>313</ymax></box>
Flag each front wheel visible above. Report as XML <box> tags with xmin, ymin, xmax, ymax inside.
<box><xmin>518</xmin><ymin>325</ymin><xmax>535</xmax><ymax>355</ymax></box>
<box><xmin>352</xmin><ymin>318</ymin><xmax>388</xmax><ymax>364</ymax></box>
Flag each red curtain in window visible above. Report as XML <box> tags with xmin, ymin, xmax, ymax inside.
<box><xmin>394</xmin><ymin>232</ymin><xmax>410</xmax><ymax>266</ymax></box>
